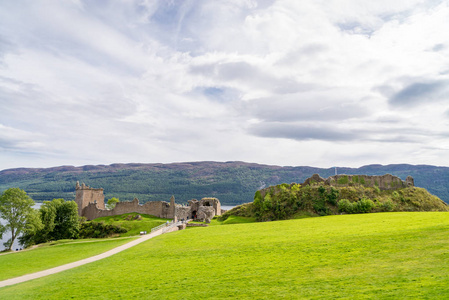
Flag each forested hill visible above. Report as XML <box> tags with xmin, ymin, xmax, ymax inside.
<box><xmin>1</xmin><ymin>162</ymin><xmax>448</xmax><ymax>205</ymax></box>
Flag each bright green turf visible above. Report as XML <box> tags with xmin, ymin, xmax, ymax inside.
<box><xmin>0</xmin><ymin>237</ymin><xmax>136</xmax><ymax>281</ymax></box>
<box><xmin>2</xmin><ymin>212</ymin><xmax>449</xmax><ymax>299</ymax></box>
<box><xmin>190</xmin><ymin>215</ymin><xmax>256</xmax><ymax>226</ymax></box>
<box><xmin>92</xmin><ymin>213</ymin><xmax>171</xmax><ymax>236</ymax></box>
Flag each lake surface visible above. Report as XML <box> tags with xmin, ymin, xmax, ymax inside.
<box><xmin>221</xmin><ymin>205</ymin><xmax>235</xmax><ymax>211</ymax></box>
<box><xmin>0</xmin><ymin>202</ymin><xmax>42</xmax><ymax>251</ymax></box>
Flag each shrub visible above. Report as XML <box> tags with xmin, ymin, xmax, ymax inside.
<box><xmin>355</xmin><ymin>198</ymin><xmax>375</xmax><ymax>213</ymax></box>
<box><xmin>326</xmin><ymin>187</ymin><xmax>339</xmax><ymax>206</ymax></box>
<box><xmin>78</xmin><ymin>222</ymin><xmax>127</xmax><ymax>239</ymax></box>
<box><xmin>380</xmin><ymin>200</ymin><xmax>395</xmax><ymax>212</ymax></box>
<box><xmin>280</xmin><ymin>183</ymin><xmax>290</xmax><ymax>190</ymax></box>
<box><xmin>291</xmin><ymin>184</ymin><xmax>301</xmax><ymax>192</ymax></box>
<box><xmin>338</xmin><ymin>199</ymin><xmax>353</xmax><ymax>213</ymax></box>
<box><xmin>338</xmin><ymin>198</ymin><xmax>374</xmax><ymax>214</ymax></box>
<box><xmin>313</xmin><ymin>200</ymin><xmax>327</xmax><ymax>216</ymax></box>
<box><xmin>338</xmin><ymin>176</ymin><xmax>349</xmax><ymax>185</ymax></box>
<box><xmin>318</xmin><ymin>186</ymin><xmax>326</xmax><ymax>194</ymax></box>
<box><xmin>263</xmin><ymin>194</ymin><xmax>272</xmax><ymax>211</ymax></box>
<box><xmin>374</xmin><ymin>186</ymin><xmax>381</xmax><ymax>194</ymax></box>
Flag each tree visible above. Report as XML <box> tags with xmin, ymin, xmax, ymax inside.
<box><xmin>20</xmin><ymin>198</ymin><xmax>79</xmax><ymax>247</ymax></box>
<box><xmin>106</xmin><ymin>197</ymin><xmax>119</xmax><ymax>210</ymax></box>
<box><xmin>18</xmin><ymin>209</ymin><xmax>43</xmax><ymax>248</ymax></box>
<box><xmin>36</xmin><ymin>200</ymin><xmax>57</xmax><ymax>243</ymax></box>
<box><xmin>50</xmin><ymin>199</ymin><xmax>79</xmax><ymax>240</ymax></box>
<box><xmin>0</xmin><ymin>188</ymin><xmax>39</xmax><ymax>251</ymax></box>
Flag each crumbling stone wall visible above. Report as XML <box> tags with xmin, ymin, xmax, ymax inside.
<box><xmin>76</xmin><ymin>183</ymin><xmax>221</xmax><ymax>221</ymax></box>
<box><xmin>302</xmin><ymin>174</ymin><xmax>414</xmax><ymax>190</ymax></box>
<box><xmin>174</xmin><ymin>206</ymin><xmax>191</xmax><ymax>220</ymax></box>
<box><xmin>196</xmin><ymin>206</ymin><xmax>215</xmax><ymax>223</ymax></box>
<box><xmin>188</xmin><ymin>199</ymin><xmax>200</xmax><ymax>214</ymax></box>
<box><xmin>82</xmin><ymin>198</ymin><xmax>175</xmax><ymax>220</ymax></box>
<box><xmin>199</xmin><ymin>197</ymin><xmax>221</xmax><ymax>216</ymax></box>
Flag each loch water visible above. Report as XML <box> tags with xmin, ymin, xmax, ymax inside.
<box><xmin>0</xmin><ymin>202</ymin><xmax>42</xmax><ymax>251</ymax></box>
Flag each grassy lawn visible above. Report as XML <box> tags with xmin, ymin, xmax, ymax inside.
<box><xmin>92</xmin><ymin>213</ymin><xmax>171</xmax><ymax>236</ymax></box>
<box><xmin>0</xmin><ymin>237</ymin><xmax>136</xmax><ymax>281</ymax></box>
<box><xmin>1</xmin><ymin>212</ymin><xmax>449</xmax><ymax>298</ymax></box>
<box><xmin>190</xmin><ymin>215</ymin><xmax>256</xmax><ymax>226</ymax></box>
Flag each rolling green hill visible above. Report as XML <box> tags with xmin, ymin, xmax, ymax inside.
<box><xmin>1</xmin><ymin>212</ymin><xmax>449</xmax><ymax>298</ymax></box>
<box><xmin>1</xmin><ymin>162</ymin><xmax>449</xmax><ymax>205</ymax></box>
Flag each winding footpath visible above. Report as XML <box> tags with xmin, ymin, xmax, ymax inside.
<box><xmin>0</xmin><ymin>229</ymin><xmax>164</xmax><ymax>288</ymax></box>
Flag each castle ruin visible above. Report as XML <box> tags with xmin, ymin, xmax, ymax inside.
<box><xmin>75</xmin><ymin>182</ymin><xmax>221</xmax><ymax>222</ymax></box>
<box><xmin>75</xmin><ymin>182</ymin><xmax>105</xmax><ymax>216</ymax></box>
<box><xmin>302</xmin><ymin>174</ymin><xmax>414</xmax><ymax>190</ymax></box>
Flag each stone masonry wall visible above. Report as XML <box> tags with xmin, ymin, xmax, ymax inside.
<box><xmin>82</xmin><ymin>198</ymin><xmax>175</xmax><ymax>221</ymax></box>
<box><xmin>76</xmin><ymin>183</ymin><xmax>221</xmax><ymax>221</ymax></box>
<box><xmin>199</xmin><ymin>197</ymin><xmax>222</xmax><ymax>216</ymax></box>
<box><xmin>302</xmin><ymin>174</ymin><xmax>414</xmax><ymax>191</ymax></box>
<box><xmin>175</xmin><ymin>206</ymin><xmax>191</xmax><ymax>220</ymax></box>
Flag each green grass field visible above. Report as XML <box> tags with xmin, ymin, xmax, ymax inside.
<box><xmin>0</xmin><ymin>237</ymin><xmax>136</xmax><ymax>281</ymax></box>
<box><xmin>91</xmin><ymin>213</ymin><xmax>171</xmax><ymax>236</ymax></box>
<box><xmin>1</xmin><ymin>212</ymin><xmax>449</xmax><ymax>299</ymax></box>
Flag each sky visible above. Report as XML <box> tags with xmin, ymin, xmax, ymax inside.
<box><xmin>1</xmin><ymin>0</ymin><xmax>449</xmax><ymax>171</ymax></box>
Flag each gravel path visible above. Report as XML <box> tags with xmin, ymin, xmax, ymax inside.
<box><xmin>0</xmin><ymin>229</ymin><xmax>164</xmax><ymax>288</ymax></box>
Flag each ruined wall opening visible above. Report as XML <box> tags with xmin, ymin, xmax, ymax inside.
<box><xmin>192</xmin><ymin>210</ymin><xmax>197</xmax><ymax>219</ymax></box>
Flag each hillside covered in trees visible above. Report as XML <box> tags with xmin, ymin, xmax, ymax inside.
<box><xmin>1</xmin><ymin>162</ymin><xmax>449</xmax><ymax>205</ymax></box>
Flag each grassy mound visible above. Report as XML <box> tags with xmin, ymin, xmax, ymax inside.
<box><xmin>2</xmin><ymin>212</ymin><xmax>449</xmax><ymax>298</ymax></box>
<box><xmin>91</xmin><ymin>213</ymin><xmax>171</xmax><ymax>236</ymax></box>
<box><xmin>222</xmin><ymin>183</ymin><xmax>449</xmax><ymax>222</ymax></box>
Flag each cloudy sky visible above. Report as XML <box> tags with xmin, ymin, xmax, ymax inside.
<box><xmin>1</xmin><ymin>0</ymin><xmax>449</xmax><ymax>170</ymax></box>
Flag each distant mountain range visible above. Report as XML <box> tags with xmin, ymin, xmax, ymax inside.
<box><xmin>1</xmin><ymin>162</ymin><xmax>448</xmax><ymax>205</ymax></box>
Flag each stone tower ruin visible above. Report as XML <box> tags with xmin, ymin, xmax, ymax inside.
<box><xmin>75</xmin><ymin>181</ymin><xmax>105</xmax><ymax>216</ymax></box>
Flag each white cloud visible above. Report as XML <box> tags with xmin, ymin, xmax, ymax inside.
<box><xmin>1</xmin><ymin>0</ymin><xmax>449</xmax><ymax>170</ymax></box>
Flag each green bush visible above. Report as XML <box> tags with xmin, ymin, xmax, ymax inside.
<box><xmin>291</xmin><ymin>184</ymin><xmax>301</xmax><ymax>192</ymax></box>
<box><xmin>78</xmin><ymin>222</ymin><xmax>127</xmax><ymax>239</ymax></box>
<box><xmin>326</xmin><ymin>187</ymin><xmax>339</xmax><ymax>206</ymax></box>
<box><xmin>355</xmin><ymin>198</ymin><xmax>375</xmax><ymax>213</ymax></box>
<box><xmin>263</xmin><ymin>194</ymin><xmax>273</xmax><ymax>211</ymax></box>
<box><xmin>338</xmin><ymin>199</ymin><xmax>353</xmax><ymax>213</ymax></box>
<box><xmin>338</xmin><ymin>176</ymin><xmax>349</xmax><ymax>185</ymax></box>
<box><xmin>338</xmin><ymin>198</ymin><xmax>374</xmax><ymax>214</ymax></box>
<box><xmin>380</xmin><ymin>200</ymin><xmax>395</xmax><ymax>212</ymax></box>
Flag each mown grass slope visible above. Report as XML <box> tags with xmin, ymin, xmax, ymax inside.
<box><xmin>1</xmin><ymin>212</ymin><xmax>449</xmax><ymax>299</ymax></box>
<box><xmin>0</xmin><ymin>238</ymin><xmax>136</xmax><ymax>281</ymax></box>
